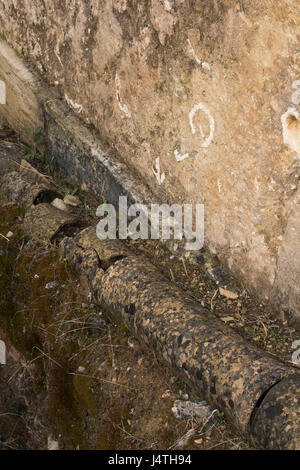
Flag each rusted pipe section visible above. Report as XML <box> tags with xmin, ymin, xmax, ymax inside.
<box><xmin>60</xmin><ymin>233</ymin><xmax>300</xmax><ymax>449</ymax></box>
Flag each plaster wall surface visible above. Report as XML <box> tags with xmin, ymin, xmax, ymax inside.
<box><xmin>0</xmin><ymin>0</ymin><xmax>299</xmax><ymax>324</ymax></box>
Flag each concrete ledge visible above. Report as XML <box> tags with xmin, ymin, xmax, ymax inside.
<box><xmin>44</xmin><ymin>99</ymin><xmax>155</xmax><ymax>207</ymax></box>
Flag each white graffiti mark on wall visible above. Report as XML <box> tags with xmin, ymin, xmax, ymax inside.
<box><xmin>201</xmin><ymin>62</ymin><xmax>211</xmax><ymax>71</ymax></box>
<box><xmin>187</xmin><ymin>38</ymin><xmax>201</xmax><ymax>65</ymax></box>
<box><xmin>281</xmin><ymin>80</ymin><xmax>300</xmax><ymax>155</ymax></box>
<box><xmin>174</xmin><ymin>149</ymin><xmax>189</xmax><ymax>162</ymax></box>
<box><xmin>281</xmin><ymin>108</ymin><xmax>300</xmax><ymax>155</ymax></box>
<box><xmin>291</xmin><ymin>80</ymin><xmax>300</xmax><ymax>106</ymax></box>
<box><xmin>189</xmin><ymin>102</ymin><xmax>215</xmax><ymax>148</ymax></box>
<box><xmin>0</xmin><ymin>80</ymin><xmax>6</xmax><ymax>104</ymax></box>
<box><xmin>54</xmin><ymin>42</ymin><xmax>63</xmax><ymax>68</ymax></box>
<box><xmin>186</xmin><ymin>39</ymin><xmax>211</xmax><ymax>71</ymax></box>
<box><xmin>115</xmin><ymin>74</ymin><xmax>131</xmax><ymax>118</ymax></box>
<box><xmin>152</xmin><ymin>157</ymin><xmax>165</xmax><ymax>184</ymax></box>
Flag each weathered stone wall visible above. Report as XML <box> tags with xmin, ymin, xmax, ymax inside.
<box><xmin>0</xmin><ymin>1</ymin><xmax>299</xmax><ymax>325</ymax></box>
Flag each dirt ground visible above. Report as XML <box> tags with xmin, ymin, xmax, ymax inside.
<box><xmin>0</xmin><ymin>127</ymin><xmax>299</xmax><ymax>450</ymax></box>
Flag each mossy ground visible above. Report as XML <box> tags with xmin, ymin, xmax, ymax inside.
<box><xmin>0</xmin><ymin>202</ymin><xmax>250</xmax><ymax>449</ymax></box>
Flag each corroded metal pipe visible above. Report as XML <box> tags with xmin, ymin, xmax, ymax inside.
<box><xmin>98</xmin><ymin>256</ymin><xmax>300</xmax><ymax>449</ymax></box>
<box><xmin>61</xmin><ymin>236</ymin><xmax>300</xmax><ymax>449</ymax></box>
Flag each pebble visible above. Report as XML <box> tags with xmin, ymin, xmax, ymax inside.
<box><xmin>172</xmin><ymin>400</ymin><xmax>219</xmax><ymax>428</ymax></box>
<box><xmin>47</xmin><ymin>436</ymin><xmax>59</xmax><ymax>451</ymax></box>
<box><xmin>51</xmin><ymin>198</ymin><xmax>69</xmax><ymax>212</ymax></box>
<box><xmin>45</xmin><ymin>281</ymin><xmax>59</xmax><ymax>289</ymax></box>
<box><xmin>179</xmin><ymin>390</ymin><xmax>189</xmax><ymax>400</ymax></box>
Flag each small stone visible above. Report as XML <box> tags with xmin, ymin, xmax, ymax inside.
<box><xmin>47</xmin><ymin>436</ymin><xmax>59</xmax><ymax>451</ymax></box>
<box><xmin>180</xmin><ymin>390</ymin><xmax>189</xmax><ymax>400</ymax></box>
<box><xmin>6</xmin><ymin>231</ymin><xmax>13</xmax><ymax>238</ymax></box>
<box><xmin>51</xmin><ymin>198</ymin><xmax>68</xmax><ymax>212</ymax></box>
<box><xmin>64</xmin><ymin>194</ymin><xmax>81</xmax><ymax>207</ymax></box>
<box><xmin>171</xmin><ymin>400</ymin><xmax>219</xmax><ymax>428</ymax></box>
<box><xmin>171</xmin><ymin>405</ymin><xmax>180</xmax><ymax>419</ymax></box>
<box><xmin>219</xmin><ymin>287</ymin><xmax>238</xmax><ymax>299</ymax></box>
<box><xmin>45</xmin><ymin>280</ymin><xmax>59</xmax><ymax>289</ymax></box>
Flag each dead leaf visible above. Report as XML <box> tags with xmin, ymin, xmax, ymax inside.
<box><xmin>220</xmin><ymin>316</ymin><xmax>235</xmax><ymax>323</ymax></box>
<box><xmin>194</xmin><ymin>438</ymin><xmax>203</xmax><ymax>445</ymax></box>
<box><xmin>219</xmin><ymin>287</ymin><xmax>238</xmax><ymax>299</ymax></box>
